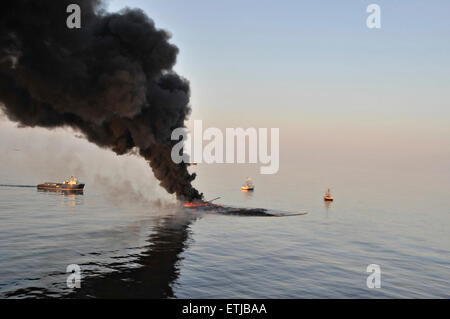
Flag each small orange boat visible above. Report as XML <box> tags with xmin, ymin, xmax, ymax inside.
<box><xmin>324</xmin><ymin>188</ymin><xmax>334</xmax><ymax>201</ymax></box>
<box><xmin>241</xmin><ymin>177</ymin><xmax>254</xmax><ymax>191</ymax></box>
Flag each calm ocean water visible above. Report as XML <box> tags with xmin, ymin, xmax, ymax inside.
<box><xmin>0</xmin><ymin>161</ymin><xmax>449</xmax><ymax>298</ymax></box>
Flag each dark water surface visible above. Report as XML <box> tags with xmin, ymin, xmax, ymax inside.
<box><xmin>0</xmin><ymin>162</ymin><xmax>449</xmax><ymax>298</ymax></box>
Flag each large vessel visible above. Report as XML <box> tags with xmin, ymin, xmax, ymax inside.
<box><xmin>37</xmin><ymin>176</ymin><xmax>85</xmax><ymax>191</ymax></box>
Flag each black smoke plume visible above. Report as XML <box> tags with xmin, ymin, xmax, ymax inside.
<box><xmin>0</xmin><ymin>0</ymin><xmax>202</xmax><ymax>201</ymax></box>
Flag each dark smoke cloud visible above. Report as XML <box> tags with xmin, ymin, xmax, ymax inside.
<box><xmin>0</xmin><ymin>0</ymin><xmax>202</xmax><ymax>201</ymax></box>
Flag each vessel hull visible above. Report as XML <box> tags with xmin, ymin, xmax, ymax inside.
<box><xmin>37</xmin><ymin>183</ymin><xmax>85</xmax><ymax>191</ymax></box>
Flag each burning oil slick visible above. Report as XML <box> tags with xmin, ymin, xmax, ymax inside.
<box><xmin>0</xmin><ymin>0</ymin><xmax>202</xmax><ymax>201</ymax></box>
<box><xmin>183</xmin><ymin>201</ymin><xmax>308</xmax><ymax>217</ymax></box>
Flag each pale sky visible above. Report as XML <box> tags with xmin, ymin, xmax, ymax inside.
<box><xmin>106</xmin><ymin>1</ymin><xmax>450</xmax><ymax>141</ymax></box>
<box><xmin>106</xmin><ymin>0</ymin><xmax>450</xmax><ymax>122</ymax></box>
<box><xmin>1</xmin><ymin>0</ymin><xmax>449</xmax><ymax>186</ymax></box>
<box><xmin>108</xmin><ymin>0</ymin><xmax>450</xmax><ymax>169</ymax></box>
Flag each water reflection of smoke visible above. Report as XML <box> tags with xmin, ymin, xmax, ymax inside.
<box><xmin>67</xmin><ymin>211</ymin><xmax>198</xmax><ymax>298</ymax></box>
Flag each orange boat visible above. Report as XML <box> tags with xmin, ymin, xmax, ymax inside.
<box><xmin>324</xmin><ymin>188</ymin><xmax>334</xmax><ymax>201</ymax></box>
<box><xmin>241</xmin><ymin>177</ymin><xmax>254</xmax><ymax>191</ymax></box>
